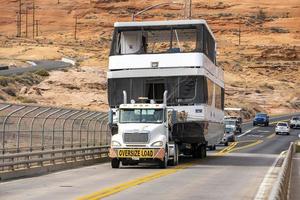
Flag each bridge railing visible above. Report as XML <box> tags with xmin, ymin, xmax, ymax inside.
<box><xmin>268</xmin><ymin>142</ymin><xmax>295</xmax><ymax>200</ymax></box>
<box><xmin>0</xmin><ymin>103</ymin><xmax>110</xmax><ymax>175</ymax></box>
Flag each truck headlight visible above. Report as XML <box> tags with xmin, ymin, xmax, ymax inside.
<box><xmin>151</xmin><ymin>141</ymin><xmax>163</xmax><ymax>147</ymax></box>
<box><xmin>111</xmin><ymin>141</ymin><xmax>121</xmax><ymax>147</ymax></box>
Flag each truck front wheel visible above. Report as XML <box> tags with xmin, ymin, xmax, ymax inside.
<box><xmin>159</xmin><ymin>151</ymin><xmax>168</xmax><ymax>168</ymax></box>
<box><xmin>111</xmin><ymin>158</ymin><xmax>120</xmax><ymax>168</ymax></box>
<box><xmin>168</xmin><ymin>144</ymin><xmax>179</xmax><ymax>166</ymax></box>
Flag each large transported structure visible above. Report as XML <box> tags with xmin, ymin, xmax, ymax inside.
<box><xmin>107</xmin><ymin>20</ymin><xmax>225</xmax><ymax>167</ymax></box>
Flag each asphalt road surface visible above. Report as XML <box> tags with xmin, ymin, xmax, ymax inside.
<box><xmin>0</xmin><ymin>61</ymin><xmax>72</xmax><ymax>76</ymax></box>
<box><xmin>1</xmin><ymin>114</ymin><xmax>299</xmax><ymax>200</ymax></box>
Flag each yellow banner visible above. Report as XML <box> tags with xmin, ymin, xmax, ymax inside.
<box><xmin>117</xmin><ymin>149</ymin><xmax>155</xmax><ymax>158</ymax></box>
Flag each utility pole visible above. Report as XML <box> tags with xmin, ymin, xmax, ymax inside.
<box><xmin>238</xmin><ymin>20</ymin><xmax>241</xmax><ymax>45</ymax></box>
<box><xmin>183</xmin><ymin>0</ymin><xmax>192</xmax><ymax>19</ymax></box>
<box><xmin>32</xmin><ymin>0</ymin><xmax>35</xmax><ymax>39</ymax></box>
<box><xmin>74</xmin><ymin>15</ymin><xmax>78</xmax><ymax>40</ymax></box>
<box><xmin>189</xmin><ymin>0</ymin><xmax>192</xmax><ymax>19</ymax></box>
<box><xmin>16</xmin><ymin>12</ymin><xmax>19</xmax><ymax>37</ymax></box>
<box><xmin>35</xmin><ymin>20</ymin><xmax>39</xmax><ymax>37</ymax></box>
<box><xmin>19</xmin><ymin>0</ymin><xmax>22</xmax><ymax>36</ymax></box>
<box><xmin>25</xmin><ymin>7</ymin><xmax>28</xmax><ymax>37</ymax></box>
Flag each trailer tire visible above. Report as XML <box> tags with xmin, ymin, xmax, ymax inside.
<box><xmin>111</xmin><ymin>159</ymin><xmax>120</xmax><ymax>168</ymax></box>
<box><xmin>200</xmin><ymin>145</ymin><xmax>206</xmax><ymax>158</ymax></box>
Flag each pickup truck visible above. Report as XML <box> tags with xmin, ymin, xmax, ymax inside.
<box><xmin>290</xmin><ymin>116</ymin><xmax>300</xmax><ymax>129</ymax></box>
<box><xmin>253</xmin><ymin>113</ymin><xmax>269</xmax><ymax>126</ymax></box>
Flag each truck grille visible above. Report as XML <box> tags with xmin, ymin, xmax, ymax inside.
<box><xmin>124</xmin><ymin>133</ymin><xmax>149</xmax><ymax>143</ymax></box>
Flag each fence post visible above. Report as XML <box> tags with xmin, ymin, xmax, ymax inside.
<box><xmin>29</xmin><ymin>108</ymin><xmax>51</xmax><ymax>151</ymax></box>
<box><xmin>51</xmin><ymin>110</ymin><xmax>71</xmax><ymax>150</ymax></box>
<box><xmin>42</xmin><ymin>109</ymin><xmax>61</xmax><ymax>150</ymax></box>
<box><xmin>17</xmin><ymin>107</ymin><xmax>39</xmax><ymax>152</ymax></box>
<box><xmin>79</xmin><ymin>112</ymin><xmax>96</xmax><ymax>147</ymax></box>
<box><xmin>93</xmin><ymin>114</ymin><xmax>107</xmax><ymax>146</ymax></box>
<box><xmin>86</xmin><ymin>113</ymin><xmax>103</xmax><ymax>147</ymax></box>
<box><xmin>2</xmin><ymin>106</ymin><xmax>26</xmax><ymax>154</ymax></box>
<box><xmin>61</xmin><ymin>111</ymin><xmax>79</xmax><ymax>149</ymax></box>
<box><xmin>70</xmin><ymin>111</ymin><xmax>88</xmax><ymax>148</ymax></box>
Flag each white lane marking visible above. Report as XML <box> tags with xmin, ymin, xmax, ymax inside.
<box><xmin>254</xmin><ymin>151</ymin><xmax>286</xmax><ymax>200</ymax></box>
<box><xmin>238</xmin><ymin>127</ymin><xmax>258</xmax><ymax>138</ymax></box>
<box><xmin>259</xmin><ymin>130</ymin><xmax>271</xmax><ymax>133</ymax></box>
<box><xmin>246</xmin><ymin>134</ymin><xmax>264</xmax><ymax>138</ymax></box>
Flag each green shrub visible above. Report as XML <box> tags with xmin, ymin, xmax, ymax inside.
<box><xmin>2</xmin><ymin>87</ymin><xmax>16</xmax><ymax>96</ymax></box>
<box><xmin>34</xmin><ymin>69</ymin><xmax>49</xmax><ymax>77</ymax></box>
<box><xmin>0</xmin><ymin>76</ymin><xmax>11</xmax><ymax>87</ymax></box>
<box><xmin>257</xmin><ymin>9</ymin><xmax>267</xmax><ymax>21</ymax></box>
<box><xmin>16</xmin><ymin>96</ymin><xmax>37</xmax><ymax>104</ymax></box>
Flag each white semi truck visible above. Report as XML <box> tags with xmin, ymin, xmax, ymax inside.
<box><xmin>107</xmin><ymin>19</ymin><xmax>225</xmax><ymax>168</ymax></box>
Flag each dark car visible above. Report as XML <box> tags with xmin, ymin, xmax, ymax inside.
<box><xmin>253</xmin><ymin>113</ymin><xmax>269</xmax><ymax>126</ymax></box>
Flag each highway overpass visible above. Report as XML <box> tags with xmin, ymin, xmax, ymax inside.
<box><xmin>0</xmin><ymin>103</ymin><xmax>299</xmax><ymax>200</ymax></box>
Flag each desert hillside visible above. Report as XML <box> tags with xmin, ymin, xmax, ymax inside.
<box><xmin>0</xmin><ymin>0</ymin><xmax>299</xmax><ymax>116</ymax></box>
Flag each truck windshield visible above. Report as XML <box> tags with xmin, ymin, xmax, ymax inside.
<box><xmin>256</xmin><ymin>114</ymin><xmax>267</xmax><ymax>118</ymax></box>
<box><xmin>224</xmin><ymin>120</ymin><xmax>235</xmax><ymax>125</ymax></box>
<box><xmin>119</xmin><ymin>109</ymin><xmax>164</xmax><ymax>123</ymax></box>
<box><xmin>225</xmin><ymin>127</ymin><xmax>234</xmax><ymax>133</ymax></box>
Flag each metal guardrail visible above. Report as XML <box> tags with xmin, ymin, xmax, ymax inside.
<box><xmin>0</xmin><ymin>103</ymin><xmax>111</xmax><ymax>173</ymax></box>
<box><xmin>269</xmin><ymin>142</ymin><xmax>294</xmax><ymax>200</ymax></box>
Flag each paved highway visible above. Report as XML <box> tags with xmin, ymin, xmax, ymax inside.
<box><xmin>0</xmin><ymin>114</ymin><xmax>299</xmax><ymax>200</ymax></box>
<box><xmin>0</xmin><ymin>60</ymin><xmax>72</xmax><ymax>76</ymax></box>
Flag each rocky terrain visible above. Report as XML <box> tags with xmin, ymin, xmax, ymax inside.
<box><xmin>0</xmin><ymin>0</ymin><xmax>299</xmax><ymax>116</ymax></box>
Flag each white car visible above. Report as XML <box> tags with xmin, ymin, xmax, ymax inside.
<box><xmin>275</xmin><ymin>122</ymin><xmax>290</xmax><ymax>135</ymax></box>
<box><xmin>290</xmin><ymin>116</ymin><xmax>300</xmax><ymax>129</ymax></box>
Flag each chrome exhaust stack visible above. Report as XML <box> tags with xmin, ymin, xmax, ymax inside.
<box><xmin>123</xmin><ymin>90</ymin><xmax>127</xmax><ymax>104</ymax></box>
<box><xmin>163</xmin><ymin>90</ymin><xmax>168</xmax><ymax>105</ymax></box>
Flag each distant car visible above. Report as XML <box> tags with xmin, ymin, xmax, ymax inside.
<box><xmin>290</xmin><ymin>116</ymin><xmax>300</xmax><ymax>129</ymax></box>
<box><xmin>253</xmin><ymin>113</ymin><xmax>269</xmax><ymax>126</ymax></box>
<box><xmin>275</xmin><ymin>122</ymin><xmax>290</xmax><ymax>135</ymax></box>
<box><xmin>221</xmin><ymin>127</ymin><xmax>236</xmax><ymax>146</ymax></box>
<box><xmin>224</xmin><ymin>119</ymin><xmax>242</xmax><ymax>134</ymax></box>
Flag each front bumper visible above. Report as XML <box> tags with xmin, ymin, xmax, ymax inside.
<box><xmin>291</xmin><ymin>123</ymin><xmax>300</xmax><ymax>128</ymax></box>
<box><xmin>276</xmin><ymin>129</ymin><xmax>289</xmax><ymax>133</ymax></box>
<box><xmin>254</xmin><ymin>120</ymin><xmax>267</xmax><ymax>124</ymax></box>
<box><xmin>109</xmin><ymin>148</ymin><xmax>165</xmax><ymax>161</ymax></box>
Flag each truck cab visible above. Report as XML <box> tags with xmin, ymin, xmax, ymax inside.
<box><xmin>109</xmin><ymin>92</ymin><xmax>178</xmax><ymax>168</ymax></box>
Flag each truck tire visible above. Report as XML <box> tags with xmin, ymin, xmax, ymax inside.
<box><xmin>159</xmin><ymin>151</ymin><xmax>168</xmax><ymax>168</ymax></box>
<box><xmin>209</xmin><ymin>145</ymin><xmax>216</xmax><ymax>151</ymax></box>
<box><xmin>200</xmin><ymin>145</ymin><xmax>206</xmax><ymax>158</ymax></box>
<box><xmin>224</xmin><ymin>141</ymin><xmax>229</xmax><ymax>146</ymax></box>
<box><xmin>111</xmin><ymin>158</ymin><xmax>120</xmax><ymax>168</ymax></box>
<box><xmin>193</xmin><ymin>145</ymin><xmax>206</xmax><ymax>159</ymax></box>
<box><xmin>169</xmin><ymin>144</ymin><xmax>178</xmax><ymax>166</ymax></box>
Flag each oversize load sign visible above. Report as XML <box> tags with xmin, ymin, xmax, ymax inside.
<box><xmin>117</xmin><ymin>149</ymin><xmax>155</xmax><ymax>158</ymax></box>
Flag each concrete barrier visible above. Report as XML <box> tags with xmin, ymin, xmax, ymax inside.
<box><xmin>268</xmin><ymin>142</ymin><xmax>294</xmax><ymax>200</ymax></box>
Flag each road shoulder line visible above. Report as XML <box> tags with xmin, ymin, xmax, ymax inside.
<box><xmin>254</xmin><ymin>151</ymin><xmax>286</xmax><ymax>200</ymax></box>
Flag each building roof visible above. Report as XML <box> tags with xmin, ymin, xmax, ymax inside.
<box><xmin>114</xmin><ymin>19</ymin><xmax>215</xmax><ymax>40</ymax></box>
<box><xmin>120</xmin><ymin>103</ymin><xmax>165</xmax><ymax>109</ymax></box>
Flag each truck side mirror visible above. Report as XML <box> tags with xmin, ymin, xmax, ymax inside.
<box><xmin>108</xmin><ymin>109</ymin><xmax>114</xmax><ymax>125</ymax></box>
<box><xmin>171</xmin><ymin>110</ymin><xmax>177</xmax><ymax>124</ymax></box>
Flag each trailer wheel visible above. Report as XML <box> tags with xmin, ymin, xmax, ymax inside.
<box><xmin>200</xmin><ymin>145</ymin><xmax>206</xmax><ymax>159</ymax></box>
<box><xmin>111</xmin><ymin>158</ymin><xmax>120</xmax><ymax>168</ymax></box>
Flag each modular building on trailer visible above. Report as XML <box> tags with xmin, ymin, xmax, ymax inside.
<box><xmin>107</xmin><ymin>19</ymin><xmax>225</xmax><ymax>167</ymax></box>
